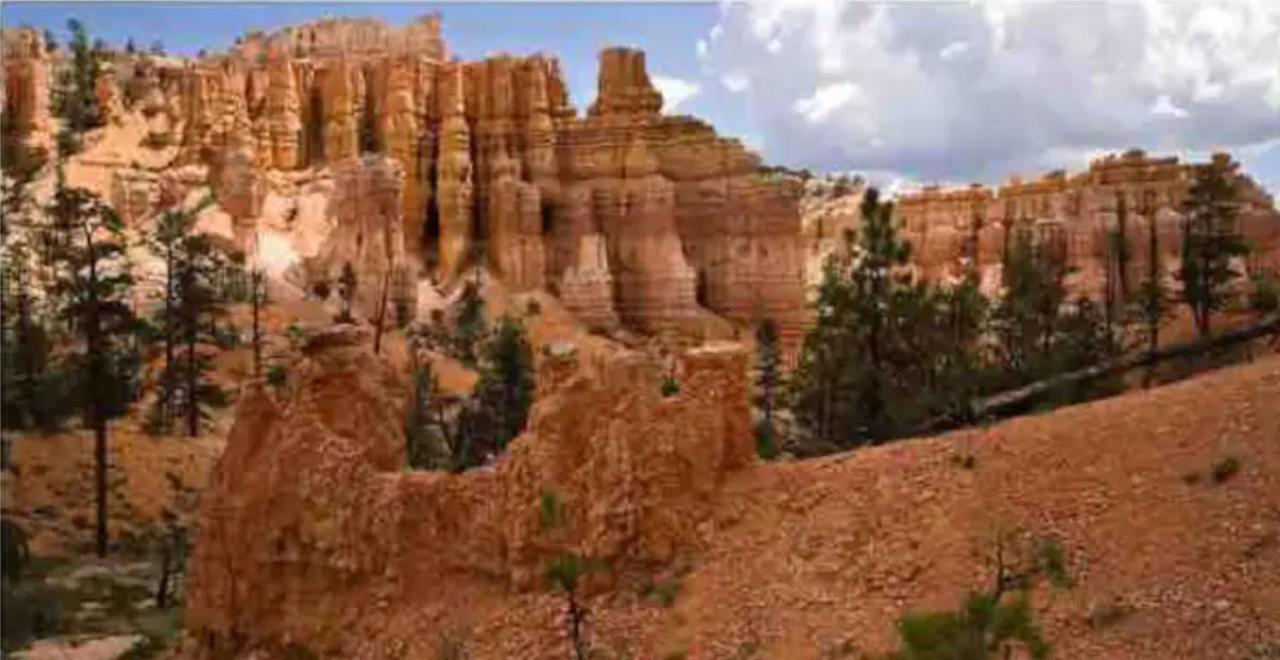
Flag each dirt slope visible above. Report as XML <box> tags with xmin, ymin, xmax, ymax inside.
<box><xmin>352</xmin><ymin>354</ymin><xmax>1280</xmax><ymax>660</ymax></box>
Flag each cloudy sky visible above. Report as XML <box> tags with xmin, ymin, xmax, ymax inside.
<box><xmin>5</xmin><ymin>1</ymin><xmax>1278</xmax><ymax>197</ymax></box>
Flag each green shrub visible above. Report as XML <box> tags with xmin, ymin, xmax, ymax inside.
<box><xmin>754</xmin><ymin>421</ymin><xmax>779</xmax><ymax>460</ymax></box>
<box><xmin>660</xmin><ymin>375</ymin><xmax>680</xmax><ymax>398</ymax></box>
<box><xmin>894</xmin><ymin>590</ymin><xmax>1049</xmax><ymax>660</ymax></box>
<box><xmin>266</xmin><ymin>365</ymin><xmax>288</xmax><ymax>389</ymax></box>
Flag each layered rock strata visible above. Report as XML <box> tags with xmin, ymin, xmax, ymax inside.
<box><xmin>1</xmin><ymin>16</ymin><xmax>805</xmax><ymax>336</ymax></box>
<box><xmin>894</xmin><ymin>150</ymin><xmax>1280</xmax><ymax>297</ymax></box>
<box><xmin>183</xmin><ymin>327</ymin><xmax>752</xmax><ymax>655</ymax></box>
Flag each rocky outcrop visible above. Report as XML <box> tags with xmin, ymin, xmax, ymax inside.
<box><xmin>894</xmin><ymin>150</ymin><xmax>1280</xmax><ymax>298</ymax></box>
<box><xmin>183</xmin><ymin>328</ymin><xmax>752</xmax><ymax>656</ymax></box>
<box><xmin>2</xmin><ymin>28</ymin><xmax>54</xmax><ymax>152</ymax></box>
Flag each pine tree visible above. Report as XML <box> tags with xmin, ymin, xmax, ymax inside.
<box><xmin>1178</xmin><ymin>153</ymin><xmax>1250</xmax><ymax>337</ymax></box>
<box><xmin>453</xmin><ymin>280</ymin><xmax>486</xmax><ymax>366</ymax></box>
<box><xmin>791</xmin><ymin>188</ymin><xmax>913</xmax><ymax>446</ymax></box>
<box><xmin>474</xmin><ymin>316</ymin><xmax>535</xmax><ymax>455</ymax></box>
<box><xmin>991</xmin><ymin>233</ymin><xmax>1067</xmax><ymax>383</ymax></box>
<box><xmin>250</xmin><ymin>268</ymin><xmax>265</xmax><ymax>378</ymax></box>
<box><xmin>146</xmin><ymin>202</ymin><xmax>227</xmax><ymax>436</ymax></box>
<box><xmin>172</xmin><ymin>232</ymin><xmax>230</xmax><ymax>437</ymax></box>
<box><xmin>56</xmin><ymin>19</ymin><xmax>104</xmax><ymax>154</ymax></box>
<box><xmin>47</xmin><ymin>176</ymin><xmax>138</xmax><ymax>557</ymax></box>
<box><xmin>754</xmin><ymin>318</ymin><xmax>782</xmax><ymax>459</ymax></box>
<box><xmin>337</xmin><ymin>261</ymin><xmax>358</xmax><ymax>322</ymax></box>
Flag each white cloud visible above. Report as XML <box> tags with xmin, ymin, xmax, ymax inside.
<box><xmin>696</xmin><ymin>0</ymin><xmax>1280</xmax><ymax>183</ymax></box>
<box><xmin>793</xmin><ymin>82</ymin><xmax>862</xmax><ymax>123</ymax></box>
<box><xmin>1150</xmin><ymin>94</ymin><xmax>1190</xmax><ymax>119</ymax></box>
<box><xmin>721</xmin><ymin>72</ymin><xmax>750</xmax><ymax>93</ymax></box>
<box><xmin>938</xmin><ymin>40</ymin><xmax>970</xmax><ymax>61</ymax></box>
<box><xmin>652</xmin><ymin>75</ymin><xmax>701</xmax><ymax>112</ymax></box>
<box><xmin>696</xmin><ymin>38</ymin><xmax>708</xmax><ymax>59</ymax></box>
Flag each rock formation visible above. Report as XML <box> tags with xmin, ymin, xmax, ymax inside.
<box><xmin>317</xmin><ymin>155</ymin><xmax>416</xmax><ymax>318</ymax></box>
<box><xmin>183</xmin><ymin>327</ymin><xmax>752</xmax><ymax>655</ymax></box>
<box><xmin>1</xmin><ymin>28</ymin><xmax>54</xmax><ymax>152</ymax></box>
<box><xmin>893</xmin><ymin>149</ymin><xmax>1280</xmax><ymax>298</ymax></box>
<box><xmin>0</xmin><ymin>15</ymin><xmax>806</xmax><ymax>338</ymax></box>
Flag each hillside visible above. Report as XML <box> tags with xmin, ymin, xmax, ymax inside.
<box><xmin>174</xmin><ymin>328</ymin><xmax>1279</xmax><ymax>659</ymax></box>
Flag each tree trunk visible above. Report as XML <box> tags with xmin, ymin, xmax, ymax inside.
<box><xmin>251</xmin><ymin>270</ymin><xmax>262</xmax><ymax>377</ymax></box>
<box><xmin>186</xmin><ymin>321</ymin><xmax>198</xmax><ymax>437</ymax></box>
<box><xmin>373</xmin><ymin>268</ymin><xmax>391</xmax><ymax>355</ymax></box>
<box><xmin>86</xmin><ymin>228</ymin><xmax>109</xmax><ymax>558</ymax></box>
<box><xmin>163</xmin><ymin>243</ymin><xmax>175</xmax><ymax>431</ymax></box>
<box><xmin>955</xmin><ymin>313</ymin><xmax>1279</xmax><ymax>426</ymax></box>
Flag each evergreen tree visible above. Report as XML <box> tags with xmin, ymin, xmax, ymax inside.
<box><xmin>46</xmin><ymin>176</ymin><xmax>138</xmax><ymax>557</ymax></box>
<box><xmin>474</xmin><ymin>315</ymin><xmax>535</xmax><ymax>455</ymax></box>
<box><xmin>250</xmin><ymin>267</ymin><xmax>265</xmax><ymax>378</ymax></box>
<box><xmin>0</xmin><ymin>239</ymin><xmax>62</xmax><ymax>430</ymax></box>
<box><xmin>1178</xmin><ymin>153</ymin><xmax>1250</xmax><ymax>337</ymax></box>
<box><xmin>336</xmin><ymin>261</ymin><xmax>357</xmax><ymax>322</ymax></box>
<box><xmin>172</xmin><ymin>231</ymin><xmax>230</xmax><ymax>437</ymax></box>
<box><xmin>792</xmin><ymin>188</ymin><xmax>913</xmax><ymax>446</ymax></box>
<box><xmin>124</xmin><ymin>37</ymin><xmax>136</xmax><ymax>55</ymax></box>
<box><xmin>453</xmin><ymin>279</ymin><xmax>486</xmax><ymax>366</ymax></box>
<box><xmin>754</xmin><ymin>318</ymin><xmax>782</xmax><ymax>458</ymax></box>
<box><xmin>145</xmin><ymin>203</ymin><xmax>227</xmax><ymax>436</ymax></box>
<box><xmin>991</xmin><ymin>233</ymin><xmax>1068</xmax><ymax>384</ymax></box>
<box><xmin>55</xmin><ymin>19</ymin><xmax>104</xmax><ymax>154</ymax></box>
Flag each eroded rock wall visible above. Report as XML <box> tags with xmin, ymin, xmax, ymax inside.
<box><xmin>128</xmin><ymin>17</ymin><xmax>808</xmax><ymax>334</ymax></box>
<box><xmin>894</xmin><ymin>150</ymin><xmax>1280</xmax><ymax>298</ymax></box>
<box><xmin>183</xmin><ymin>327</ymin><xmax>752</xmax><ymax>655</ymax></box>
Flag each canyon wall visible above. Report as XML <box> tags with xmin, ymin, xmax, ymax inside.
<box><xmin>893</xmin><ymin>150</ymin><xmax>1280</xmax><ymax>298</ymax></box>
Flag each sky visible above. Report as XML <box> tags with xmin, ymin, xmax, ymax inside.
<box><xmin>3</xmin><ymin>1</ymin><xmax>1278</xmax><ymax>198</ymax></box>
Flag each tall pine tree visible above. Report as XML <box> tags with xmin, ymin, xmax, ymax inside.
<box><xmin>1178</xmin><ymin>153</ymin><xmax>1249</xmax><ymax>337</ymax></box>
<box><xmin>47</xmin><ymin>175</ymin><xmax>138</xmax><ymax>557</ymax></box>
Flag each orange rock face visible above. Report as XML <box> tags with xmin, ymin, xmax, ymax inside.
<box><xmin>125</xmin><ymin>16</ymin><xmax>808</xmax><ymax>335</ymax></box>
<box><xmin>894</xmin><ymin>150</ymin><xmax>1280</xmax><ymax>297</ymax></box>
<box><xmin>2</xmin><ymin>28</ymin><xmax>54</xmax><ymax>152</ymax></box>
<box><xmin>182</xmin><ymin>327</ymin><xmax>752</xmax><ymax>655</ymax></box>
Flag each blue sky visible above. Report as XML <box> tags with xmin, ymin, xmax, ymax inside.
<box><xmin>3</xmin><ymin>2</ymin><xmax>1278</xmax><ymax>198</ymax></box>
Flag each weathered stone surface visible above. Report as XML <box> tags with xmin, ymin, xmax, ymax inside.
<box><xmin>2</xmin><ymin>28</ymin><xmax>54</xmax><ymax>151</ymax></box>
<box><xmin>894</xmin><ymin>150</ymin><xmax>1280</xmax><ymax>298</ymax></box>
<box><xmin>131</xmin><ymin>17</ymin><xmax>808</xmax><ymax>336</ymax></box>
<box><xmin>183</xmin><ymin>333</ymin><xmax>752</xmax><ymax>655</ymax></box>
<box><xmin>317</xmin><ymin>155</ymin><xmax>416</xmax><ymax>319</ymax></box>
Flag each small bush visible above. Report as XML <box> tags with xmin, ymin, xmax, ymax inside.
<box><xmin>660</xmin><ymin>375</ymin><xmax>680</xmax><ymax>398</ymax></box>
<box><xmin>950</xmin><ymin>453</ymin><xmax>977</xmax><ymax>470</ymax></box>
<box><xmin>266</xmin><ymin>365</ymin><xmax>288</xmax><ymax>389</ymax></box>
<box><xmin>754</xmin><ymin>421</ymin><xmax>779</xmax><ymax>460</ymax></box>
<box><xmin>1211</xmin><ymin>455</ymin><xmax>1241</xmax><ymax>484</ymax></box>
